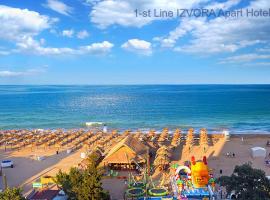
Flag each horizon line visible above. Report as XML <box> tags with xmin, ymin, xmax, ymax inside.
<box><xmin>1</xmin><ymin>83</ymin><xmax>270</xmax><ymax>86</ymax></box>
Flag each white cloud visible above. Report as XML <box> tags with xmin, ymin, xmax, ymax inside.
<box><xmin>257</xmin><ymin>48</ymin><xmax>270</xmax><ymax>53</ymax></box>
<box><xmin>90</xmin><ymin>0</ymin><xmax>209</xmax><ymax>28</ymax></box>
<box><xmin>79</xmin><ymin>41</ymin><xmax>114</xmax><ymax>54</ymax></box>
<box><xmin>0</xmin><ymin>50</ymin><xmax>10</xmax><ymax>55</ymax></box>
<box><xmin>156</xmin><ymin>18</ymin><xmax>205</xmax><ymax>48</ymax></box>
<box><xmin>77</xmin><ymin>30</ymin><xmax>89</xmax><ymax>39</ymax></box>
<box><xmin>16</xmin><ymin>37</ymin><xmax>113</xmax><ymax>55</ymax></box>
<box><xmin>157</xmin><ymin>0</ymin><xmax>270</xmax><ymax>54</ymax></box>
<box><xmin>83</xmin><ymin>0</ymin><xmax>102</xmax><ymax>6</ymax></box>
<box><xmin>0</xmin><ymin>5</ymin><xmax>54</xmax><ymax>42</ymax></box>
<box><xmin>243</xmin><ymin>62</ymin><xmax>270</xmax><ymax>67</ymax></box>
<box><xmin>62</xmin><ymin>29</ymin><xmax>74</xmax><ymax>37</ymax></box>
<box><xmin>0</xmin><ymin>5</ymin><xmax>112</xmax><ymax>56</ymax></box>
<box><xmin>0</xmin><ymin>71</ymin><xmax>26</xmax><ymax>77</ymax></box>
<box><xmin>16</xmin><ymin>36</ymin><xmax>74</xmax><ymax>55</ymax></box>
<box><xmin>122</xmin><ymin>39</ymin><xmax>152</xmax><ymax>55</ymax></box>
<box><xmin>220</xmin><ymin>54</ymin><xmax>270</xmax><ymax>64</ymax></box>
<box><xmin>90</xmin><ymin>1</ymin><xmax>151</xmax><ymax>28</ymax></box>
<box><xmin>205</xmin><ymin>0</ymin><xmax>240</xmax><ymax>10</ymax></box>
<box><xmin>0</xmin><ymin>68</ymin><xmax>45</xmax><ymax>78</ymax></box>
<box><xmin>44</xmin><ymin>0</ymin><xmax>72</xmax><ymax>16</ymax></box>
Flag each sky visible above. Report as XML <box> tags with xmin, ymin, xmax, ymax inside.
<box><xmin>0</xmin><ymin>0</ymin><xmax>270</xmax><ymax>84</ymax></box>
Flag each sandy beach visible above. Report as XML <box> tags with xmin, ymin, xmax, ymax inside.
<box><xmin>1</xmin><ymin>130</ymin><xmax>270</xmax><ymax>199</ymax></box>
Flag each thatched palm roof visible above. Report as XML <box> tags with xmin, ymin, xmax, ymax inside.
<box><xmin>186</xmin><ymin>128</ymin><xmax>194</xmax><ymax>146</ymax></box>
<box><xmin>171</xmin><ymin>139</ymin><xmax>180</xmax><ymax>147</ymax></box>
<box><xmin>102</xmin><ymin>135</ymin><xmax>149</xmax><ymax>164</ymax></box>
<box><xmin>156</xmin><ymin>145</ymin><xmax>169</xmax><ymax>152</ymax></box>
<box><xmin>200</xmin><ymin>128</ymin><xmax>208</xmax><ymax>146</ymax></box>
<box><xmin>157</xmin><ymin>136</ymin><xmax>166</xmax><ymax>142</ymax></box>
<box><xmin>148</xmin><ymin>130</ymin><xmax>156</xmax><ymax>137</ymax></box>
<box><xmin>154</xmin><ymin>155</ymin><xmax>170</xmax><ymax>166</ymax></box>
<box><xmin>173</xmin><ymin>129</ymin><xmax>181</xmax><ymax>141</ymax></box>
<box><xmin>156</xmin><ymin>151</ymin><xmax>172</xmax><ymax>158</ymax></box>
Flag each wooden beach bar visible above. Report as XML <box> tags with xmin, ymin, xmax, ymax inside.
<box><xmin>101</xmin><ymin>135</ymin><xmax>149</xmax><ymax>170</ymax></box>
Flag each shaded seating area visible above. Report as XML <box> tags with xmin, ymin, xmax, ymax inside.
<box><xmin>101</xmin><ymin>135</ymin><xmax>149</xmax><ymax>171</ymax></box>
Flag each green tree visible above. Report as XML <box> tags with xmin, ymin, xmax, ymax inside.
<box><xmin>218</xmin><ymin>163</ymin><xmax>270</xmax><ymax>200</ymax></box>
<box><xmin>0</xmin><ymin>187</ymin><xmax>24</xmax><ymax>200</ymax></box>
<box><xmin>54</xmin><ymin>168</ymin><xmax>80</xmax><ymax>199</ymax></box>
<box><xmin>76</xmin><ymin>154</ymin><xmax>108</xmax><ymax>200</ymax></box>
<box><xmin>54</xmin><ymin>153</ymin><xmax>109</xmax><ymax>200</ymax></box>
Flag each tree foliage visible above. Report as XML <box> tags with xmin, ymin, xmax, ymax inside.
<box><xmin>54</xmin><ymin>153</ymin><xmax>109</xmax><ymax>200</ymax></box>
<box><xmin>0</xmin><ymin>187</ymin><xmax>25</xmax><ymax>200</ymax></box>
<box><xmin>218</xmin><ymin>163</ymin><xmax>270</xmax><ymax>200</ymax></box>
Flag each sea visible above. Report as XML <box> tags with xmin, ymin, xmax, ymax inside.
<box><xmin>0</xmin><ymin>85</ymin><xmax>270</xmax><ymax>134</ymax></box>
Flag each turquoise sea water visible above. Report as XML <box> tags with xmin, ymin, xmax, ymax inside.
<box><xmin>0</xmin><ymin>85</ymin><xmax>270</xmax><ymax>133</ymax></box>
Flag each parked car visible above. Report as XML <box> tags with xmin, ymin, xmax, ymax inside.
<box><xmin>1</xmin><ymin>160</ymin><xmax>14</xmax><ymax>168</ymax></box>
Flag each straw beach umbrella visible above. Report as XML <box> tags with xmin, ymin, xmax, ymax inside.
<box><xmin>199</xmin><ymin>128</ymin><xmax>208</xmax><ymax>152</ymax></box>
<box><xmin>157</xmin><ymin>135</ymin><xmax>166</xmax><ymax>143</ymax></box>
<box><xmin>123</xmin><ymin>130</ymin><xmax>131</xmax><ymax>137</ymax></box>
<box><xmin>186</xmin><ymin>128</ymin><xmax>194</xmax><ymax>151</ymax></box>
<box><xmin>156</xmin><ymin>149</ymin><xmax>172</xmax><ymax>158</ymax></box>
<box><xmin>156</xmin><ymin>145</ymin><xmax>170</xmax><ymax>155</ymax></box>
<box><xmin>133</xmin><ymin>131</ymin><xmax>142</xmax><ymax>139</ymax></box>
<box><xmin>148</xmin><ymin>130</ymin><xmax>156</xmax><ymax>140</ymax></box>
<box><xmin>171</xmin><ymin>129</ymin><xmax>181</xmax><ymax>147</ymax></box>
<box><xmin>156</xmin><ymin>146</ymin><xmax>172</xmax><ymax>167</ymax></box>
<box><xmin>154</xmin><ymin>155</ymin><xmax>170</xmax><ymax>171</ymax></box>
<box><xmin>158</xmin><ymin>128</ymin><xmax>169</xmax><ymax>141</ymax></box>
<box><xmin>173</xmin><ymin>129</ymin><xmax>181</xmax><ymax>140</ymax></box>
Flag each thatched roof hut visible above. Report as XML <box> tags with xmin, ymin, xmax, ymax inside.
<box><xmin>101</xmin><ymin>135</ymin><xmax>149</xmax><ymax>169</ymax></box>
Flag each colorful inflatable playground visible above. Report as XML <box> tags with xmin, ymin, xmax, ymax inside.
<box><xmin>171</xmin><ymin>156</ymin><xmax>215</xmax><ymax>200</ymax></box>
<box><xmin>125</xmin><ymin>156</ymin><xmax>215</xmax><ymax>200</ymax></box>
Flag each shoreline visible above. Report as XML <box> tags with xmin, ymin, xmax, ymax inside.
<box><xmin>1</xmin><ymin>127</ymin><xmax>270</xmax><ymax>135</ymax></box>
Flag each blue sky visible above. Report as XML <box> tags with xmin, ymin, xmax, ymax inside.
<box><xmin>0</xmin><ymin>0</ymin><xmax>270</xmax><ymax>84</ymax></box>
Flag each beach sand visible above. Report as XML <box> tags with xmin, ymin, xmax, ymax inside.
<box><xmin>170</xmin><ymin>135</ymin><xmax>270</xmax><ymax>177</ymax></box>
<box><xmin>0</xmin><ymin>147</ymin><xmax>83</xmax><ymax>196</ymax></box>
<box><xmin>1</xmin><ymin>132</ymin><xmax>270</xmax><ymax>199</ymax></box>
